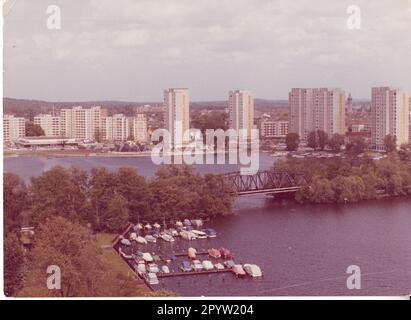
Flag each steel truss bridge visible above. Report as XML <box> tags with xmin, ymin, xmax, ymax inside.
<box><xmin>223</xmin><ymin>170</ymin><xmax>310</xmax><ymax>196</ymax></box>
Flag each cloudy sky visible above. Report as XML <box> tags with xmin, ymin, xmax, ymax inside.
<box><xmin>4</xmin><ymin>0</ymin><xmax>411</xmax><ymax>101</ymax></box>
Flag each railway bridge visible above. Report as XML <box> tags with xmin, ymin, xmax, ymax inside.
<box><xmin>223</xmin><ymin>170</ymin><xmax>310</xmax><ymax>196</ymax></box>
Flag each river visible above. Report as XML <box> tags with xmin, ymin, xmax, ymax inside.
<box><xmin>4</xmin><ymin>154</ymin><xmax>411</xmax><ymax>296</ymax></box>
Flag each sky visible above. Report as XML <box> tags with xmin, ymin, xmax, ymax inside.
<box><xmin>4</xmin><ymin>0</ymin><xmax>411</xmax><ymax>101</ymax></box>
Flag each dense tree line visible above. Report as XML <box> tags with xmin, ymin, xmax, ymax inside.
<box><xmin>275</xmin><ymin>144</ymin><xmax>411</xmax><ymax>204</ymax></box>
<box><xmin>8</xmin><ymin>165</ymin><xmax>232</xmax><ymax>233</ymax></box>
<box><xmin>4</xmin><ymin>165</ymin><xmax>233</xmax><ymax>296</ymax></box>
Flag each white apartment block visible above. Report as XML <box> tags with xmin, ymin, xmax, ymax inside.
<box><xmin>4</xmin><ymin>114</ymin><xmax>25</xmax><ymax>145</ymax></box>
<box><xmin>34</xmin><ymin>114</ymin><xmax>61</xmax><ymax>137</ymax></box>
<box><xmin>164</xmin><ymin>88</ymin><xmax>190</xmax><ymax>147</ymax></box>
<box><xmin>371</xmin><ymin>87</ymin><xmax>410</xmax><ymax>150</ymax></box>
<box><xmin>112</xmin><ymin>114</ymin><xmax>129</xmax><ymax>141</ymax></box>
<box><xmin>228</xmin><ymin>90</ymin><xmax>255</xmax><ymax>139</ymax></box>
<box><xmin>133</xmin><ymin>113</ymin><xmax>148</xmax><ymax>143</ymax></box>
<box><xmin>100</xmin><ymin>114</ymin><xmax>130</xmax><ymax>141</ymax></box>
<box><xmin>289</xmin><ymin>88</ymin><xmax>346</xmax><ymax>140</ymax></box>
<box><xmin>60</xmin><ymin>106</ymin><xmax>104</xmax><ymax>141</ymax></box>
<box><xmin>258</xmin><ymin>119</ymin><xmax>289</xmax><ymax>138</ymax></box>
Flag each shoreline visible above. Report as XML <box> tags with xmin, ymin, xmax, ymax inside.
<box><xmin>3</xmin><ymin>148</ymin><xmax>254</xmax><ymax>159</ymax></box>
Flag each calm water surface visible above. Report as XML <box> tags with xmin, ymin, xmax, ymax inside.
<box><xmin>4</xmin><ymin>155</ymin><xmax>411</xmax><ymax>296</ymax></box>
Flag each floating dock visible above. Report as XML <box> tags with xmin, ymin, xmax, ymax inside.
<box><xmin>157</xmin><ymin>268</ymin><xmax>232</xmax><ymax>278</ymax></box>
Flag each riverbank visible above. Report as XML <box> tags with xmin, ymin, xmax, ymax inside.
<box><xmin>3</xmin><ymin>149</ymin><xmax>239</xmax><ymax>158</ymax></box>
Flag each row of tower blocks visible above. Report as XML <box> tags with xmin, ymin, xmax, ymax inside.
<box><xmin>290</xmin><ymin>87</ymin><xmax>410</xmax><ymax>150</ymax></box>
<box><xmin>166</xmin><ymin>87</ymin><xmax>410</xmax><ymax>150</ymax></box>
<box><xmin>3</xmin><ymin>87</ymin><xmax>410</xmax><ymax>150</ymax></box>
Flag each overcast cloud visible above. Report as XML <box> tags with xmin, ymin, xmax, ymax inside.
<box><xmin>4</xmin><ymin>0</ymin><xmax>411</xmax><ymax>101</ymax></box>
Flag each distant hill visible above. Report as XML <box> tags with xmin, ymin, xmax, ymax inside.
<box><xmin>3</xmin><ymin>97</ymin><xmax>291</xmax><ymax>118</ymax></box>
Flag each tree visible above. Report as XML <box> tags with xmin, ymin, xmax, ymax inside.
<box><xmin>191</xmin><ymin>110</ymin><xmax>229</xmax><ymax>133</ymax></box>
<box><xmin>307</xmin><ymin>131</ymin><xmax>318</xmax><ymax>150</ymax></box>
<box><xmin>30</xmin><ymin>166</ymin><xmax>89</xmax><ymax>227</ymax></box>
<box><xmin>297</xmin><ymin>176</ymin><xmax>334</xmax><ymax>203</ymax></box>
<box><xmin>331</xmin><ymin>175</ymin><xmax>366</xmax><ymax>203</ymax></box>
<box><xmin>116</xmin><ymin>166</ymin><xmax>151</xmax><ymax>223</ymax></box>
<box><xmin>20</xmin><ymin>216</ymin><xmax>106</xmax><ymax>297</ymax></box>
<box><xmin>285</xmin><ymin>133</ymin><xmax>300</xmax><ymax>151</ymax></box>
<box><xmin>317</xmin><ymin>130</ymin><xmax>328</xmax><ymax>151</ymax></box>
<box><xmin>398</xmin><ymin>144</ymin><xmax>411</xmax><ymax>161</ymax></box>
<box><xmin>4</xmin><ymin>173</ymin><xmax>28</xmax><ymax>233</ymax></box>
<box><xmin>89</xmin><ymin>167</ymin><xmax>118</xmax><ymax>231</ymax></box>
<box><xmin>384</xmin><ymin>134</ymin><xmax>397</xmax><ymax>153</ymax></box>
<box><xmin>346</xmin><ymin>137</ymin><xmax>368</xmax><ymax>156</ymax></box>
<box><xmin>102</xmin><ymin>194</ymin><xmax>129</xmax><ymax>233</ymax></box>
<box><xmin>328</xmin><ymin>133</ymin><xmax>345</xmax><ymax>152</ymax></box>
<box><xmin>4</xmin><ymin>231</ymin><xmax>25</xmax><ymax>296</ymax></box>
<box><xmin>25</xmin><ymin>122</ymin><xmax>45</xmax><ymax>136</ymax></box>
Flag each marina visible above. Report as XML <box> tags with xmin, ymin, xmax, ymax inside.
<box><xmin>112</xmin><ymin>220</ymin><xmax>263</xmax><ymax>289</ymax></box>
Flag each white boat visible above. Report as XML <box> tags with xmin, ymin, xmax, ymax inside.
<box><xmin>243</xmin><ymin>264</ymin><xmax>263</xmax><ymax>277</ymax></box>
<box><xmin>191</xmin><ymin>219</ymin><xmax>203</xmax><ymax>227</ymax></box>
<box><xmin>153</xmin><ymin>222</ymin><xmax>161</xmax><ymax>229</ymax></box>
<box><xmin>175</xmin><ymin>221</ymin><xmax>183</xmax><ymax>227</ymax></box>
<box><xmin>167</xmin><ymin>228</ymin><xmax>179</xmax><ymax>237</ymax></box>
<box><xmin>160</xmin><ymin>233</ymin><xmax>175</xmax><ymax>242</ymax></box>
<box><xmin>188</xmin><ymin>247</ymin><xmax>197</xmax><ymax>259</ymax></box>
<box><xmin>214</xmin><ymin>263</ymin><xmax>225</xmax><ymax>270</ymax></box>
<box><xmin>232</xmin><ymin>264</ymin><xmax>246</xmax><ymax>278</ymax></box>
<box><xmin>161</xmin><ymin>265</ymin><xmax>170</xmax><ymax>274</ymax></box>
<box><xmin>146</xmin><ymin>272</ymin><xmax>159</xmax><ymax>285</ymax></box>
<box><xmin>136</xmin><ymin>263</ymin><xmax>146</xmax><ymax>276</ymax></box>
<box><xmin>180</xmin><ymin>230</ymin><xmax>196</xmax><ymax>240</ymax></box>
<box><xmin>202</xmin><ymin>260</ymin><xmax>214</xmax><ymax>270</ymax></box>
<box><xmin>144</xmin><ymin>223</ymin><xmax>152</xmax><ymax>230</ymax></box>
<box><xmin>147</xmin><ymin>263</ymin><xmax>159</xmax><ymax>273</ymax></box>
<box><xmin>142</xmin><ymin>252</ymin><xmax>153</xmax><ymax>262</ymax></box>
<box><xmin>129</xmin><ymin>232</ymin><xmax>137</xmax><ymax>241</ymax></box>
<box><xmin>136</xmin><ymin>223</ymin><xmax>143</xmax><ymax>230</ymax></box>
<box><xmin>191</xmin><ymin>230</ymin><xmax>207</xmax><ymax>239</ymax></box>
<box><xmin>136</xmin><ymin>236</ymin><xmax>147</xmax><ymax>245</ymax></box>
<box><xmin>145</xmin><ymin>235</ymin><xmax>157</xmax><ymax>243</ymax></box>
<box><xmin>192</xmin><ymin>260</ymin><xmax>203</xmax><ymax>271</ymax></box>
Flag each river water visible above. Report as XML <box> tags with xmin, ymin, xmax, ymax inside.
<box><xmin>4</xmin><ymin>154</ymin><xmax>411</xmax><ymax>296</ymax></box>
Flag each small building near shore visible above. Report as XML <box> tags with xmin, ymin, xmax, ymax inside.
<box><xmin>15</xmin><ymin>136</ymin><xmax>78</xmax><ymax>149</ymax></box>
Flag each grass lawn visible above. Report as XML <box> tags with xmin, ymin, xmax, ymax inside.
<box><xmin>95</xmin><ymin>233</ymin><xmax>150</xmax><ymax>296</ymax></box>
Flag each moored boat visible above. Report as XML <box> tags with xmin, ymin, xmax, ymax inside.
<box><xmin>161</xmin><ymin>265</ymin><xmax>170</xmax><ymax>274</ymax></box>
<box><xmin>180</xmin><ymin>230</ymin><xmax>196</xmax><ymax>240</ymax></box>
<box><xmin>160</xmin><ymin>233</ymin><xmax>175</xmax><ymax>242</ymax></box>
<box><xmin>181</xmin><ymin>260</ymin><xmax>192</xmax><ymax>272</ymax></box>
<box><xmin>142</xmin><ymin>252</ymin><xmax>153</xmax><ymax>262</ymax></box>
<box><xmin>208</xmin><ymin>248</ymin><xmax>221</xmax><ymax>259</ymax></box>
<box><xmin>214</xmin><ymin>263</ymin><xmax>225</xmax><ymax>270</ymax></box>
<box><xmin>203</xmin><ymin>228</ymin><xmax>217</xmax><ymax>238</ymax></box>
<box><xmin>243</xmin><ymin>264</ymin><xmax>263</xmax><ymax>278</ymax></box>
<box><xmin>192</xmin><ymin>230</ymin><xmax>207</xmax><ymax>239</ymax></box>
<box><xmin>191</xmin><ymin>259</ymin><xmax>203</xmax><ymax>271</ymax></box>
<box><xmin>191</xmin><ymin>219</ymin><xmax>203</xmax><ymax>227</ymax></box>
<box><xmin>136</xmin><ymin>236</ymin><xmax>147</xmax><ymax>245</ymax></box>
<box><xmin>232</xmin><ymin>264</ymin><xmax>246</xmax><ymax>278</ymax></box>
<box><xmin>219</xmin><ymin>247</ymin><xmax>232</xmax><ymax>258</ymax></box>
<box><xmin>188</xmin><ymin>247</ymin><xmax>197</xmax><ymax>259</ymax></box>
<box><xmin>202</xmin><ymin>260</ymin><xmax>214</xmax><ymax>270</ymax></box>
<box><xmin>145</xmin><ymin>272</ymin><xmax>159</xmax><ymax>285</ymax></box>
<box><xmin>145</xmin><ymin>235</ymin><xmax>156</xmax><ymax>243</ymax></box>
